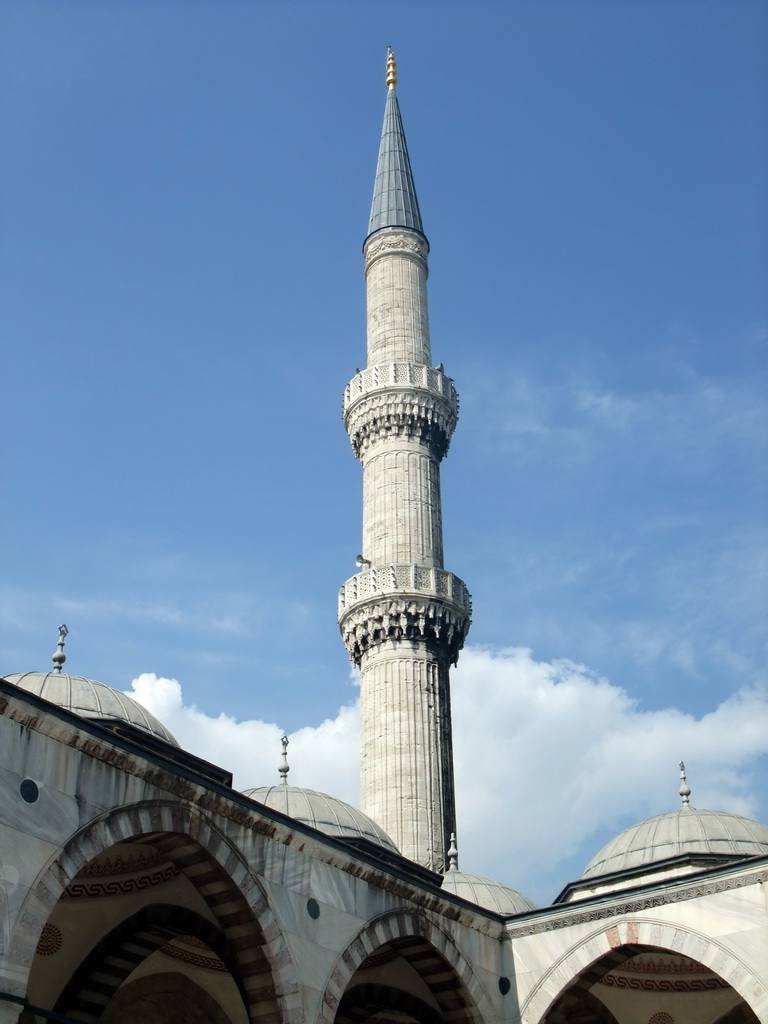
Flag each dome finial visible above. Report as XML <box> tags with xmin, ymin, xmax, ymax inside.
<box><xmin>52</xmin><ymin>624</ymin><xmax>68</xmax><ymax>674</ymax></box>
<box><xmin>279</xmin><ymin>735</ymin><xmax>290</xmax><ymax>786</ymax></box>
<box><xmin>446</xmin><ymin>832</ymin><xmax>459</xmax><ymax>872</ymax></box>
<box><xmin>679</xmin><ymin>760</ymin><xmax>691</xmax><ymax>807</ymax></box>
<box><xmin>386</xmin><ymin>46</ymin><xmax>397</xmax><ymax>90</ymax></box>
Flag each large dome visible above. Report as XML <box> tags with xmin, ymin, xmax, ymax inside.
<box><xmin>583</xmin><ymin>806</ymin><xmax>768</xmax><ymax>879</ymax></box>
<box><xmin>5</xmin><ymin>671</ymin><xmax>179</xmax><ymax>747</ymax></box>
<box><xmin>243</xmin><ymin>784</ymin><xmax>399</xmax><ymax>854</ymax></box>
<box><xmin>441</xmin><ymin>871</ymin><xmax>537</xmax><ymax>915</ymax></box>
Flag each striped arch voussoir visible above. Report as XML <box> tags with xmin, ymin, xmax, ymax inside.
<box><xmin>320</xmin><ymin>909</ymin><xmax>493</xmax><ymax>1024</ymax></box>
<box><xmin>12</xmin><ymin>801</ymin><xmax>302</xmax><ymax>1024</ymax></box>
<box><xmin>523</xmin><ymin>919</ymin><xmax>767</xmax><ymax>1024</ymax></box>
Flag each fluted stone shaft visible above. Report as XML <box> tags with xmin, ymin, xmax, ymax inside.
<box><xmin>339</xmin><ymin>234</ymin><xmax>467</xmax><ymax>868</ymax></box>
<box><xmin>359</xmin><ymin>643</ymin><xmax>456</xmax><ymax>869</ymax></box>
<box><xmin>361</xmin><ymin>443</ymin><xmax>444</xmax><ymax>567</ymax></box>
<box><xmin>339</xmin><ymin>78</ymin><xmax>470</xmax><ymax>873</ymax></box>
<box><xmin>365</xmin><ymin>229</ymin><xmax>431</xmax><ymax>366</ymax></box>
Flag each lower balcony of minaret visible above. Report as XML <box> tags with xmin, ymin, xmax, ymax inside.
<box><xmin>343</xmin><ymin>363</ymin><xmax>458</xmax><ymax>459</ymax></box>
<box><xmin>338</xmin><ymin>564</ymin><xmax>471</xmax><ymax>666</ymax></box>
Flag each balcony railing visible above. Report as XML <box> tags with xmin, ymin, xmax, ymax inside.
<box><xmin>343</xmin><ymin>363</ymin><xmax>458</xmax><ymax>415</ymax></box>
<box><xmin>338</xmin><ymin>564</ymin><xmax>471</xmax><ymax>617</ymax></box>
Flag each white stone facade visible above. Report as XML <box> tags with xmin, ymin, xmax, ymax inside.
<box><xmin>1</xmin><ymin>682</ymin><xmax>766</xmax><ymax>1024</ymax></box>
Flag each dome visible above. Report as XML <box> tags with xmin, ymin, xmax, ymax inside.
<box><xmin>441</xmin><ymin>871</ymin><xmax>537</xmax><ymax>915</ymax></box>
<box><xmin>243</xmin><ymin>784</ymin><xmax>399</xmax><ymax>854</ymax></box>
<box><xmin>5</xmin><ymin>671</ymin><xmax>179</xmax><ymax>747</ymax></box>
<box><xmin>583</xmin><ymin>806</ymin><xmax>768</xmax><ymax>879</ymax></box>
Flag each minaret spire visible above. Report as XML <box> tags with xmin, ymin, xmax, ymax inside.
<box><xmin>368</xmin><ymin>48</ymin><xmax>425</xmax><ymax>240</ymax></box>
<box><xmin>339</xmin><ymin>53</ymin><xmax>471</xmax><ymax>872</ymax></box>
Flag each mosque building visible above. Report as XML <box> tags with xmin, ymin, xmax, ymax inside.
<box><xmin>1</xmin><ymin>50</ymin><xmax>766</xmax><ymax>1024</ymax></box>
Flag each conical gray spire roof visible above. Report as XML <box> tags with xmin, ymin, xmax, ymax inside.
<box><xmin>367</xmin><ymin>85</ymin><xmax>425</xmax><ymax>239</ymax></box>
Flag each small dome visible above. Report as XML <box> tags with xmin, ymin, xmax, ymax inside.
<box><xmin>441</xmin><ymin>872</ymin><xmax>537</xmax><ymax>915</ymax></box>
<box><xmin>5</xmin><ymin>672</ymin><xmax>179</xmax><ymax>747</ymax></box>
<box><xmin>583</xmin><ymin>806</ymin><xmax>768</xmax><ymax>878</ymax></box>
<box><xmin>243</xmin><ymin>784</ymin><xmax>399</xmax><ymax>854</ymax></box>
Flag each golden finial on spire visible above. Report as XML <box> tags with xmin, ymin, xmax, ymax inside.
<box><xmin>386</xmin><ymin>46</ymin><xmax>397</xmax><ymax>89</ymax></box>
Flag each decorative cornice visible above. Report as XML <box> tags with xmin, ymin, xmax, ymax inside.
<box><xmin>340</xmin><ymin>564</ymin><xmax>471</xmax><ymax>615</ymax></box>
<box><xmin>506</xmin><ymin>867</ymin><xmax>768</xmax><ymax>938</ymax></box>
<box><xmin>618</xmin><ymin>954</ymin><xmax>715</xmax><ymax>976</ymax></box>
<box><xmin>598</xmin><ymin>973</ymin><xmax>728</xmax><ymax>992</ymax></box>
<box><xmin>346</xmin><ymin>391</ymin><xmax>457</xmax><ymax>459</ymax></box>
<box><xmin>75</xmin><ymin>850</ymin><xmax>163</xmax><ymax>877</ymax></box>
<box><xmin>338</xmin><ymin>568</ymin><xmax>471</xmax><ymax>665</ymax></box>
<box><xmin>364</xmin><ymin>230</ymin><xmax>429</xmax><ymax>271</ymax></box>
<box><xmin>596</xmin><ymin>952</ymin><xmax>730</xmax><ymax>994</ymax></box>
<box><xmin>159</xmin><ymin>938</ymin><xmax>228</xmax><ymax>973</ymax></box>
<box><xmin>344</xmin><ymin>364</ymin><xmax>458</xmax><ymax>458</ymax></box>
<box><xmin>62</xmin><ymin>863</ymin><xmax>178</xmax><ymax>900</ymax></box>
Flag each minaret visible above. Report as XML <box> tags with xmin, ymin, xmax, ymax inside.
<box><xmin>338</xmin><ymin>50</ymin><xmax>471</xmax><ymax>872</ymax></box>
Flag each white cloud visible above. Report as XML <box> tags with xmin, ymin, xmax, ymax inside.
<box><xmin>127</xmin><ymin>672</ymin><xmax>359</xmax><ymax>802</ymax></box>
<box><xmin>126</xmin><ymin>646</ymin><xmax>768</xmax><ymax>906</ymax></box>
<box><xmin>451</xmin><ymin>648</ymin><xmax>768</xmax><ymax>899</ymax></box>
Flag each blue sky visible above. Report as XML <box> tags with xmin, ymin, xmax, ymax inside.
<box><xmin>2</xmin><ymin>1</ymin><xmax>766</xmax><ymax>904</ymax></box>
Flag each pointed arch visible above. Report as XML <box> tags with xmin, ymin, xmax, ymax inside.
<box><xmin>521</xmin><ymin>918</ymin><xmax>766</xmax><ymax>1023</ymax></box>
<box><xmin>9</xmin><ymin>801</ymin><xmax>302</xmax><ymax>1024</ymax></box>
<box><xmin>318</xmin><ymin>909</ymin><xmax>494</xmax><ymax>1024</ymax></box>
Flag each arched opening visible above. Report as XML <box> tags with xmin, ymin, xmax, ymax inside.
<box><xmin>17</xmin><ymin>812</ymin><xmax>291</xmax><ymax>1024</ymax></box>
<box><xmin>540</xmin><ymin>945</ymin><xmax>760</xmax><ymax>1024</ymax></box>
<box><xmin>328</xmin><ymin>913</ymin><xmax>491</xmax><ymax>1024</ymax></box>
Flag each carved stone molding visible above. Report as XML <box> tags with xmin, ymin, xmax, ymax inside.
<box><xmin>159</xmin><ymin>937</ymin><xmax>228</xmax><ymax>973</ymax></box>
<box><xmin>506</xmin><ymin>867</ymin><xmax>768</xmax><ymax>938</ymax></box>
<box><xmin>344</xmin><ymin>364</ymin><xmax>458</xmax><ymax>458</ymax></box>
<box><xmin>619</xmin><ymin>954</ymin><xmax>716</xmax><ymax>976</ymax></box>
<box><xmin>345</xmin><ymin>363</ymin><xmax>457</xmax><ymax>409</ymax></box>
<box><xmin>346</xmin><ymin>391</ymin><xmax>457</xmax><ymax>459</ymax></box>
<box><xmin>76</xmin><ymin>850</ymin><xmax>163</xmax><ymax>877</ymax></box>
<box><xmin>338</xmin><ymin>569</ymin><xmax>471</xmax><ymax>665</ymax></box>
<box><xmin>598</xmin><ymin>973</ymin><xmax>727</xmax><ymax>993</ymax></box>
<box><xmin>62</xmin><ymin>863</ymin><xmax>178</xmax><ymax>900</ymax></box>
<box><xmin>364</xmin><ymin>231</ymin><xmax>429</xmax><ymax>270</ymax></box>
<box><xmin>340</xmin><ymin>564</ymin><xmax>471</xmax><ymax>613</ymax></box>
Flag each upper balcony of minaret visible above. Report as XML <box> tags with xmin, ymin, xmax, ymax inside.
<box><xmin>344</xmin><ymin>362</ymin><xmax>458</xmax><ymax>460</ymax></box>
